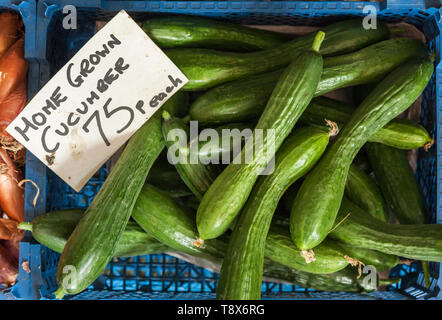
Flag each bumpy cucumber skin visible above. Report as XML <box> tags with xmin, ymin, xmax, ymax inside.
<box><xmin>365</xmin><ymin>143</ymin><xmax>428</xmax><ymax>224</ymax></box>
<box><xmin>133</xmin><ymin>184</ymin><xmax>228</xmax><ymax>259</ymax></box>
<box><xmin>168</xmin><ymin>19</ymin><xmax>388</xmax><ymax>90</ymax></box>
<box><xmin>302</xmin><ymin>97</ymin><xmax>432</xmax><ymax>150</ymax></box>
<box><xmin>217</xmin><ymin>127</ymin><xmax>330</xmax><ymax>300</ymax></box>
<box><xmin>345</xmin><ymin>164</ymin><xmax>389</xmax><ymax>222</ymax></box>
<box><xmin>29</xmin><ymin>210</ymin><xmax>168</xmax><ymax>257</ymax></box>
<box><xmin>162</xmin><ymin>115</ymin><xmax>219</xmax><ymax>200</ymax></box>
<box><xmin>55</xmin><ymin>92</ymin><xmax>189</xmax><ymax>296</ymax></box>
<box><xmin>330</xmin><ymin>198</ymin><xmax>442</xmax><ymax>262</ymax></box>
<box><xmin>193</xmin><ymin>122</ymin><xmax>253</xmax><ymax>163</ymax></box>
<box><xmin>265</xmin><ymin>228</ymin><xmax>349</xmax><ymax>274</ymax></box>
<box><xmin>197</xmin><ymin>44</ymin><xmax>323</xmax><ymax>241</ymax></box>
<box><xmin>142</xmin><ymin>16</ymin><xmax>289</xmax><ymax>51</ymax></box>
<box><xmin>334</xmin><ymin>241</ymin><xmax>399</xmax><ymax>271</ymax></box>
<box><xmin>190</xmin><ymin>38</ymin><xmax>426</xmax><ymax>120</ymax></box>
<box><xmin>147</xmin><ymin>153</ymin><xmax>193</xmax><ymax>197</ymax></box>
<box><xmin>290</xmin><ymin>58</ymin><xmax>434</xmax><ymax>251</ymax></box>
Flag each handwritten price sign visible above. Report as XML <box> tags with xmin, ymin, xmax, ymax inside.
<box><xmin>7</xmin><ymin>10</ymin><xmax>188</xmax><ymax>191</ymax></box>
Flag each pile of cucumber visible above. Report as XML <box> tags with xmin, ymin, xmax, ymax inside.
<box><xmin>20</xmin><ymin>16</ymin><xmax>441</xmax><ymax>300</ymax></box>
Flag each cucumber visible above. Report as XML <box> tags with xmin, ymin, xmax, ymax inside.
<box><xmin>365</xmin><ymin>143</ymin><xmax>428</xmax><ymax>224</ymax></box>
<box><xmin>133</xmin><ymin>184</ymin><xmax>356</xmax><ymax>278</ymax></box>
<box><xmin>302</xmin><ymin>97</ymin><xmax>432</xmax><ymax>150</ymax></box>
<box><xmin>147</xmin><ymin>151</ymin><xmax>193</xmax><ymax>197</ymax></box>
<box><xmin>290</xmin><ymin>57</ymin><xmax>434</xmax><ymax>251</ymax></box>
<box><xmin>18</xmin><ymin>209</ymin><xmax>380</xmax><ymax>293</ymax></box>
<box><xmin>192</xmin><ymin>122</ymin><xmax>253</xmax><ymax>164</ymax></box>
<box><xmin>142</xmin><ymin>16</ymin><xmax>289</xmax><ymax>51</ymax></box>
<box><xmin>190</xmin><ymin>38</ymin><xmax>427</xmax><ymax>122</ymax></box>
<box><xmin>217</xmin><ymin>126</ymin><xmax>332</xmax><ymax>300</ymax></box>
<box><xmin>133</xmin><ymin>184</ymin><xmax>228</xmax><ymax>259</ymax></box>
<box><xmin>270</xmin><ymin>214</ymin><xmax>400</xmax><ymax>272</ymax></box>
<box><xmin>167</xmin><ymin>19</ymin><xmax>388</xmax><ymax>90</ymax></box>
<box><xmin>197</xmin><ymin>32</ymin><xmax>325</xmax><ymax>241</ymax></box>
<box><xmin>345</xmin><ymin>164</ymin><xmax>389</xmax><ymax>222</ymax></box>
<box><xmin>265</xmin><ymin>228</ymin><xmax>349</xmax><ymax>275</ymax></box>
<box><xmin>162</xmin><ymin>112</ymin><xmax>220</xmax><ymax>200</ymax></box>
<box><xmin>333</xmin><ymin>241</ymin><xmax>399</xmax><ymax>272</ymax></box>
<box><xmin>54</xmin><ymin>92</ymin><xmax>189</xmax><ymax>299</ymax></box>
<box><xmin>330</xmin><ymin>198</ymin><xmax>442</xmax><ymax>262</ymax></box>
<box><xmin>18</xmin><ymin>210</ymin><xmax>169</xmax><ymax>257</ymax></box>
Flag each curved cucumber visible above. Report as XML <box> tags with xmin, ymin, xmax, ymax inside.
<box><xmin>265</xmin><ymin>228</ymin><xmax>349</xmax><ymax>275</ymax></box>
<box><xmin>162</xmin><ymin>112</ymin><xmax>220</xmax><ymax>200</ymax></box>
<box><xmin>302</xmin><ymin>97</ymin><xmax>432</xmax><ymax>150</ymax></box>
<box><xmin>147</xmin><ymin>152</ymin><xmax>193</xmax><ymax>197</ymax></box>
<box><xmin>133</xmin><ymin>184</ymin><xmax>356</xmax><ymax>279</ymax></box>
<box><xmin>55</xmin><ymin>92</ymin><xmax>189</xmax><ymax>298</ymax></box>
<box><xmin>334</xmin><ymin>241</ymin><xmax>399</xmax><ymax>271</ymax></box>
<box><xmin>345</xmin><ymin>164</ymin><xmax>389</xmax><ymax>222</ymax></box>
<box><xmin>196</xmin><ymin>33</ymin><xmax>325</xmax><ymax>241</ymax></box>
<box><xmin>365</xmin><ymin>143</ymin><xmax>428</xmax><ymax>224</ymax></box>
<box><xmin>18</xmin><ymin>210</ymin><xmax>169</xmax><ymax>257</ymax></box>
<box><xmin>217</xmin><ymin>127</ymin><xmax>332</xmax><ymax>300</ymax></box>
<box><xmin>142</xmin><ymin>16</ymin><xmax>289</xmax><ymax>51</ymax></box>
<box><xmin>330</xmin><ymin>198</ymin><xmax>442</xmax><ymax>262</ymax></box>
<box><xmin>190</xmin><ymin>38</ymin><xmax>426</xmax><ymax>122</ymax></box>
<box><xmin>192</xmin><ymin>122</ymin><xmax>253</xmax><ymax>164</ymax></box>
<box><xmin>167</xmin><ymin>19</ymin><xmax>388</xmax><ymax>90</ymax></box>
<box><xmin>289</xmin><ymin>57</ymin><xmax>434</xmax><ymax>250</ymax></box>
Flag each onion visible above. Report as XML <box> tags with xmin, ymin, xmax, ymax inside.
<box><xmin>0</xmin><ymin>218</ymin><xmax>21</xmax><ymax>240</ymax></box>
<box><xmin>0</xmin><ymin>37</ymin><xmax>28</xmax><ymax>105</ymax></box>
<box><xmin>0</xmin><ymin>241</ymin><xmax>18</xmax><ymax>286</ymax></box>
<box><xmin>0</xmin><ymin>148</ymin><xmax>24</xmax><ymax>222</ymax></box>
<box><xmin>0</xmin><ymin>12</ymin><xmax>21</xmax><ymax>58</ymax></box>
<box><xmin>0</xmin><ymin>80</ymin><xmax>27</xmax><ymax>143</ymax></box>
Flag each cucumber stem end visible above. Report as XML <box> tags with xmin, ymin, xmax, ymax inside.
<box><xmin>312</xmin><ymin>31</ymin><xmax>325</xmax><ymax>52</ymax></box>
<box><xmin>17</xmin><ymin>222</ymin><xmax>33</xmax><ymax>232</ymax></box>
<box><xmin>55</xmin><ymin>287</ymin><xmax>66</xmax><ymax>300</ymax></box>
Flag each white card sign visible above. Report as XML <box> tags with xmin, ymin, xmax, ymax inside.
<box><xmin>7</xmin><ymin>10</ymin><xmax>188</xmax><ymax>192</ymax></box>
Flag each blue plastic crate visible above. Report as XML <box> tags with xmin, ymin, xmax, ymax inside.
<box><xmin>8</xmin><ymin>0</ymin><xmax>442</xmax><ymax>300</ymax></box>
<box><xmin>0</xmin><ymin>0</ymin><xmax>37</xmax><ymax>300</ymax></box>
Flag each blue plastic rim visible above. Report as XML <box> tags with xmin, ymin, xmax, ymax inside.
<box><xmin>5</xmin><ymin>1</ymin><xmax>442</xmax><ymax>300</ymax></box>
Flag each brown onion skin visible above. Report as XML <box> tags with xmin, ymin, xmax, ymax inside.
<box><xmin>0</xmin><ymin>148</ymin><xmax>24</xmax><ymax>222</ymax></box>
<box><xmin>0</xmin><ymin>80</ymin><xmax>27</xmax><ymax>142</ymax></box>
<box><xmin>0</xmin><ymin>13</ymin><xmax>21</xmax><ymax>58</ymax></box>
<box><xmin>0</xmin><ymin>241</ymin><xmax>18</xmax><ymax>286</ymax></box>
<box><xmin>0</xmin><ymin>218</ymin><xmax>21</xmax><ymax>240</ymax></box>
<box><xmin>0</xmin><ymin>37</ymin><xmax>28</xmax><ymax>105</ymax></box>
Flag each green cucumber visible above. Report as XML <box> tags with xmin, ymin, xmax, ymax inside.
<box><xmin>345</xmin><ymin>164</ymin><xmax>389</xmax><ymax>222</ymax></box>
<box><xmin>197</xmin><ymin>32</ymin><xmax>325</xmax><ymax>241</ymax></box>
<box><xmin>147</xmin><ymin>151</ymin><xmax>193</xmax><ymax>197</ymax></box>
<box><xmin>18</xmin><ymin>209</ymin><xmax>381</xmax><ymax>293</ymax></box>
<box><xmin>142</xmin><ymin>16</ymin><xmax>289</xmax><ymax>51</ymax></box>
<box><xmin>265</xmin><ymin>228</ymin><xmax>349</xmax><ymax>275</ymax></box>
<box><xmin>302</xmin><ymin>97</ymin><xmax>433</xmax><ymax>150</ymax></box>
<box><xmin>270</xmin><ymin>214</ymin><xmax>400</xmax><ymax>272</ymax></box>
<box><xmin>217</xmin><ymin>126</ymin><xmax>332</xmax><ymax>300</ymax></box>
<box><xmin>18</xmin><ymin>211</ymin><xmax>169</xmax><ymax>257</ymax></box>
<box><xmin>192</xmin><ymin>122</ymin><xmax>253</xmax><ymax>164</ymax></box>
<box><xmin>55</xmin><ymin>92</ymin><xmax>189</xmax><ymax>299</ymax></box>
<box><xmin>167</xmin><ymin>19</ymin><xmax>388</xmax><ymax>90</ymax></box>
<box><xmin>333</xmin><ymin>241</ymin><xmax>399</xmax><ymax>272</ymax></box>
<box><xmin>290</xmin><ymin>57</ymin><xmax>434</xmax><ymax>251</ymax></box>
<box><xmin>190</xmin><ymin>38</ymin><xmax>427</xmax><ymax>122</ymax></box>
<box><xmin>133</xmin><ymin>184</ymin><xmax>357</xmax><ymax>278</ymax></box>
<box><xmin>133</xmin><ymin>184</ymin><xmax>228</xmax><ymax>259</ymax></box>
<box><xmin>330</xmin><ymin>198</ymin><xmax>442</xmax><ymax>262</ymax></box>
<box><xmin>365</xmin><ymin>143</ymin><xmax>428</xmax><ymax>224</ymax></box>
<box><xmin>162</xmin><ymin>112</ymin><xmax>220</xmax><ymax>200</ymax></box>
